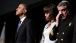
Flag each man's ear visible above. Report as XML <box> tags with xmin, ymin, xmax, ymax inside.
<box><xmin>23</xmin><ymin>10</ymin><xmax>27</xmax><ymax>13</ymax></box>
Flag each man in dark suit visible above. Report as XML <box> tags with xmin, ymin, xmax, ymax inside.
<box><xmin>15</xmin><ymin>3</ymin><xmax>35</xmax><ymax>43</ymax></box>
<box><xmin>49</xmin><ymin>0</ymin><xmax>76</xmax><ymax>43</ymax></box>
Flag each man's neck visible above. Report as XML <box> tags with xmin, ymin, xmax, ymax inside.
<box><xmin>19</xmin><ymin>14</ymin><xmax>26</xmax><ymax>20</ymax></box>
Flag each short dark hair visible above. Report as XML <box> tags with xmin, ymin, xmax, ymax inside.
<box><xmin>43</xmin><ymin>4</ymin><xmax>57</xmax><ymax>18</ymax></box>
<box><xmin>20</xmin><ymin>3</ymin><xmax>28</xmax><ymax>10</ymax></box>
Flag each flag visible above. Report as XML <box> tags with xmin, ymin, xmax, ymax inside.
<box><xmin>0</xmin><ymin>22</ymin><xmax>6</xmax><ymax>43</ymax></box>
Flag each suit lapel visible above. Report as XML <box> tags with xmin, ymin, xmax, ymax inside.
<box><xmin>58</xmin><ymin>17</ymin><xmax>72</xmax><ymax>31</ymax></box>
<box><xmin>15</xmin><ymin>17</ymin><xmax>28</xmax><ymax>40</ymax></box>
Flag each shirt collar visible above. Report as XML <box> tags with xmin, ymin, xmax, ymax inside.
<box><xmin>20</xmin><ymin>16</ymin><xmax>27</xmax><ymax>23</ymax></box>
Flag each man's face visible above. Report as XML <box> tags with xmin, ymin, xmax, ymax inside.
<box><xmin>16</xmin><ymin>4</ymin><xmax>26</xmax><ymax>16</ymax></box>
<box><xmin>45</xmin><ymin>13</ymin><xmax>51</xmax><ymax>21</ymax></box>
<box><xmin>57</xmin><ymin>6</ymin><xmax>69</xmax><ymax>19</ymax></box>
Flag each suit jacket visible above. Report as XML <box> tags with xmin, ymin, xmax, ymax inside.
<box><xmin>15</xmin><ymin>17</ymin><xmax>35</xmax><ymax>43</ymax></box>
<box><xmin>49</xmin><ymin>15</ymin><xmax>76</xmax><ymax>43</ymax></box>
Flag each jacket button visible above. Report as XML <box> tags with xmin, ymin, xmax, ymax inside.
<box><xmin>56</xmin><ymin>39</ymin><xmax>58</xmax><ymax>41</ymax></box>
<box><xmin>62</xmin><ymin>32</ymin><xmax>64</xmax><ymax>34</ymax></box>
<box><xmin>61</xmin><ymin>38</ymin><xmax>63</xmax><ymax>41</ymax></box>
<box><xmin>57</xmin><ymin>32</ymin><xmax>59</xmax><ymax>35</ymax></box>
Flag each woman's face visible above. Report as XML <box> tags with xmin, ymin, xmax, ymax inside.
<box><xmin>45</xmin><ymin>13</ymin><xmax>51</xmax><ymax>21</ymax></box>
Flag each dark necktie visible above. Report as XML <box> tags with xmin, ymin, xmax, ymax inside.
<box><xmin>17</xmin><ymin>21</ymin><xmax>21</xmax><ymax>32</ymax></box>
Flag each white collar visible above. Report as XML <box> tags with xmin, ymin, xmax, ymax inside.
<box><xmin>20</xmin><ymin>16</ymin><xmax>27</xmax><ymax>23</ymax></box>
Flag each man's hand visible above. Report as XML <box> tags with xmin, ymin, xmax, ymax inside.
<box><xmin>56</xmin><ymin>12</ymin><xmax>62</xmax><ymax>27</ymax></box>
